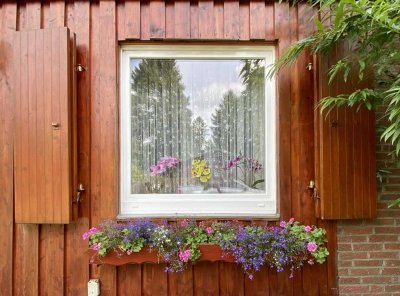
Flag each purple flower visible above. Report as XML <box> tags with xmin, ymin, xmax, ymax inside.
<box><xmin>304</xmin><ymin>226</ymin><xmax>312</xmax><ymax>232</ymax></box>
<box><xmin>149</xmin><ymin>156</ymin><xmax>180</xmax><ymax>176</ymax></box>
<box><xmin>178</xmin><ymin>250</ymin><xmax>191</xmax><ymax>262</ymax></box>
<box><xmin>82</xmin><ymin>232</ymin><xmax>89</xmax><ymax>240</ymax></box>
<box><xmin>307</xmin><ymin>242</ymin><xmax>318</xmax><ymax>252</ymax></box>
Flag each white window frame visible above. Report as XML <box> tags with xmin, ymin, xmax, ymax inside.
<box><xmin>119</xmin><ymin>44</ymin><xmax>277</xmax><ymax>218</ymax></box>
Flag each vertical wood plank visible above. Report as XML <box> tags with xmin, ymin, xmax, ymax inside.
<box><xmin>93</xmin><ymin>1</ymin><xmax>118</xmax><ymax>295</ymax></box>
<box><xmin>239</xmin><ymin>0</ymin><xmax>250</xmax><ymax>40</ymax></box>
<box><xmin>150</xmin><ymin>0</ymin><xmax>165</xmax><ymax>39</ymax></box>
<box><xmin>198</xmin><ymin>0</ymin><xmax>214</xmax><ymax>39</ymax></box>
<box><xmin>117</xmin><ymin>265</ymin><xmax>142</xmax><ymax>296</ymax></box>
<box><xmin>142</xmin><ymin>264</ymin><xmax>168</xmax><ymax>296</ymax></box>
<box><xmin>116</xmin><ymin>0</ymin><xmax>125</xmax><ymax>41</ymax></box>
<box><xmin>140</xmin><ymin>1</ymin><xmax>150</xmax><ymax>40</ymax></box>
<box><xmin>174</xmin><ymin>1</ymin><xmax>190</xmax><ymax>39</ymax></box>
<box><xmin>49</xmin><ymin>1</ymin><xmax>65</xmax><ymax>27</ymax></box>
<box><xmin>265</xmin><ymin>2</ymin><xmax>274</xmax><ymax>40</ymax></box>
<box><xmin>35</xmin><ymin>28</ymin><xmax>46</xmax><ymax>223</ymax></box>
<box><xmin>220</xmin><ymin>263</ymin><xmax>244</xmax><ymax>296</ymax></box>
<box><xmin>244</xmin><ymin>267</ymin><xmax>269</xmax><ymax>296</ymax></box>
<box><xmin>39</xmin><ymin>6</ymin><xmax>66</xmax><ymax>296</ymax></box>
<box><xmin>223</xmin><ymin>1</ymin><xmax>240</xmax><ymax>40</ymax></box>
<box><xmin>249</xmin><ymin>0</ymin><xmax>265</xmax><ymax>40</ymax></box>
<box><xmin>168</xmin><ymin>267</ymin><xmax>194</xmax><ymax>296</ymax></box>
<box><xmin>0</xmin><ymin>3</ymin><xmax>17</xmax><ymax>295</ymax></box>
<box><xmin>190</xmin><ymin>1</ymin><xmax>199</xmax><ymax>39</ymax></box>
<box><xmin>214</xmin><ymin>0</ymin><xmax>224</xmax><ymax>39</ymax></box>
<box><xmin>14</xmin><ymin>4</ymin><xmax>40</xmax><ymax>296</ymax></box>
<box><xmin>125</xmin><ymin>0</ymin><xmax>140</xmax><ymax>40</ymax></box>
<box><xmin>65</xmin><ymin>1</ymin><xmax>91</xmax><ymax>294</ymax></box>
<box><xmin>193</xmin><ymin>262</ymin><xmax>219</xmax><ymax>296</ymax></box>
<box><xmin>274</xmin><ymin>2</ymin><xmax>294</xmax><ymax>293</ymax></box>
<box><xmin>165</xmin><ymin>0</ymin><xmax>175</xmax><ymax>39</ymax></box>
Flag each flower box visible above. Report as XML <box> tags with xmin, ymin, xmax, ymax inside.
<box><xmin>88</xmin><ymin>245</ymin><xmax>235</xmax><ymax>266</ymax></box>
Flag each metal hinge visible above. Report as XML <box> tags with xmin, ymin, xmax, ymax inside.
<box><xmin>307</xmin><ymin>180</ymin><xmax>319</xmax><ymax>200</ymax></box>
<box><xmin>306</xmin><ymin>62</ymin><xmax>313</xmax><ymax>71</ymax></box>
<box><xmin>76</xmin><ymin>64</ymin><xmax>86</xmax><ymax>72</ymax></box>
<box><xmin>74</xmin><ymin>183</ymin><xmax>85</xmax><ymax>203</ymax></box>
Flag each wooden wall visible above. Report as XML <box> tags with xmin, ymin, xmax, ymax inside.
<box><xmin>0</xmin><ymin>1</ymin><xmax>337</xmax><ymax>295</ymax></box>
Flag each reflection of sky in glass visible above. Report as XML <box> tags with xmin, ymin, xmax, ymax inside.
<box><xmin>130</xmin><ymin>59</ymin><xmax>245</xmax><ymax>134</ymax></box>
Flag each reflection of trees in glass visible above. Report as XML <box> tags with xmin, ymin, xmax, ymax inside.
<box><xmin>192</xmin><ymin>116</ymin><xmax>208</xmax><ymax>158</ymax></box>
<box><xmin>131</xmin><ymin>59</ymin><xmax>193</xmax><ymax>191</ymax></box>
<box><xmin>130</xmin><ymin>58</ymin><xmax>265</xmax><ymax>193</ymax></box>
<box><xmin>210</xmin><ymin>60</ymin><xmax>265</xmax><ymax>189</ymax></box>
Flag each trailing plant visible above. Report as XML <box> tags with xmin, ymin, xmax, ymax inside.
<box><xmin>83</xmin><ymin>219</ymin><xmax>329</xmax><ymax>279</ymax></box>
<box><xmin>269</xmin><ymin>0</ymin><xmax>400</xmax><ymax>206</ymax></box>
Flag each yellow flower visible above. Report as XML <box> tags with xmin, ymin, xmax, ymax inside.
<box><xmin>202</xmin><ymin>167</ymin><xmax>211</xmax><ymax>176</ymax></box>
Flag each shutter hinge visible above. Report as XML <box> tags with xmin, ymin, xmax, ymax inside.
<box><xmin>306</xmin><ymin>62</ymin><xmax>313</xmax><ymax>71</ymax></box>
<box><xmin>307</xmin><ymin>180</ymin><xmax>319</xmax><ymax>200</ymax></box>
<box><xmin>74</xmin><ymin>183</ymin><xmax>85</xmax><ymax>203</ymax></box>
<box><xmin>76</xmin><ymin>64</ymin><xmax>86</xmax><ymax>72</ymax></box>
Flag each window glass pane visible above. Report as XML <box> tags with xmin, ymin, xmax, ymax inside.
<box><xmin>130</xmin><ymin>59</ymin><xmax>266</xmax><ymax>194</ymax></box>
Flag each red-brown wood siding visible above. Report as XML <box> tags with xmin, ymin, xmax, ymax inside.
<box><xmin>0</xmin><ymin>1</ymin><xmax>338</xmax><ymax>295</ymax></box>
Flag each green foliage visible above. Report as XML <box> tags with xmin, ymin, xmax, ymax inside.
<box><xmin>272</xmin><ymin>0</ymin><xmax>400</xmax><ymax>206</ymax></box>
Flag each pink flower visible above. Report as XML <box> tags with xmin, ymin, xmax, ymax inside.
<box><xmin>91</xmin><ymin>244</ymin><xmax>100</xmax><ymax>251</ymax></box>
<box><xmin>279</xmin><ymin>221</ymin><xmax>286</xmax><ymax>228</ymax></box>
<box><xmin>180</xmin><ymin>219</ymin><xmax>189</xmax><ymax>227</ymax></box>
<box><xmin>206</xmin><ymin>227</ymin><xmax>213</xmax><ymax>234</ymax></box>
<box><xmin>288</xmin><ymin>218</ymin><xmax>295</xmax><ymax>224</ymax></box>
<box><xmin>178</xmin><ymin>250</ymin><xmax>191</xmax><ymax>262</ymax></box>
<box><xmin>307</xmin><ymin>242</ymin><xmax>318</xmax><ymax>252</ymax></box>
<box><xmin>304</xmin><ymin>226</ymin><xmax>312</xmax><ymax>232</ymax></box>
<box><xmin>127</xmin><ymin>250</ymin><xmax>133</xmax><ymax>255</ymax></box>
<box><xmin>82</xmin><ymin>232</ymin><xmax>89</xmax><ymax>240</ymax></box>
<box><xmin>88</xmin><ymin>227</ymin><xmax>97</xmax><ymax>234</ymax></box>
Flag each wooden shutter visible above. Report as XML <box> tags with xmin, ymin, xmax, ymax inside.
<box><xmin>314</xmin><ymin>48</ymin><xmax>377</xmax><ymax>219</ymax></box>
<box><xmin>14</xmin><ymin>27</ymin><xmax>77</xmax><ymax>224</ymax></box>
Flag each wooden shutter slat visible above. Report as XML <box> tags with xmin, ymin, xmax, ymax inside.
<box><xmin>14</xmin><ymin>27</ymin><xmax>76</xmax><ymax>224</ymax></box>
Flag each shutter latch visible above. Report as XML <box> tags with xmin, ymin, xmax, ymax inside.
<box><xmin>307</xmin><ymin>180</ymin><xmax>319</xmax><ymax>200</ymax></box>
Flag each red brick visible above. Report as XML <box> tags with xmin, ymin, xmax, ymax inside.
<box><xmin>375</xmin><ymin>226</ymin><xmax>400</xmax><ymax>234</ymax></box>
<box><xmin>349</xmin><ymin>268</ymin><xmax>381</xmax><ymax>276</ymax></box>
<box><xmin>369</xmin><ymin>235</ymin><xmax>399</xmax><ymax>242</ymax></box>
<box><xmin>337</xmin><ymin>236</ymin><xmax>368</xmax><ymax>243</ymax></box>
<box><xmin>353</xmin><ymin>260</ymin><xmax>383</xmax><ymax>267</ymax></box>
<box><xmin>385</xmin><ymin>259</ymin><xmax>400</xmax><ymax>266</ymax></box>
<box><xmin>338</xmin><ymin>243</ymin><xmax>352</xmax><ymax>251</ymax></box>
<box><xmin>338</xmin><ymin>261</ymin><xmax>352</xmax><ymax>267</ymax></box>
<box><xmin>352</xmin><ymin>243</ymin><xmax>383</xmax><ymax>251</ymax></box>
<box><xmin>369</xmin><ymin>251</ymin><xmax>399</xmax><ymax>259</ymax></box>
<box><xmin>385</xmin><ymin>243</ymin><xmax>400</xmax><ymax>250</ymax></box>
<box><xmin>364</xmin><ymin>218</ymin><xmax>395</xmax><ymax>225</ymax></box>
<box><xmin>340</xmin><ymin>227</ymin><xmax>374</xmax><ymax>235</ymax></box>
<box><xmin>385</xmin><ymin>285</ymin><xmax>400</xmax><ymax>292</ymax></box>
<box><xmin>381</xmin><ymin>267</ymin><xmax>400</xmax><ymax>275</ymax></box>
<box><xmin>362</xmin><ymin>276</ymin><xmax>394</xmax><ymax>284</ymax></box>
<box><xmin>370</xmin><ymin>285</ymin><xmax>385</xmax><ymax>292</ymax></box>
<box><xmin>338</xmin><ymin>277</ymin><xmax>361</xmax><ymax>285</ymax></box>
<box><xmin>339</xmin><ymin>251</ymin><xmax>369</xmax><ymax>260</ymax></box>
<box><xmin>339</xmin><ymin>285</ymin><xmax>370</xmax><ymax>293</ymax></box>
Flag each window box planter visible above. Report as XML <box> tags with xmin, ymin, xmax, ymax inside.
<box><xmin>88</xmin><ymin>245</ymin><xmax>234</xmax><ymax>266</ymax></box>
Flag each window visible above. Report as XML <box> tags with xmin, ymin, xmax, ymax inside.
<box><xmin>120</xmin><ymin>45</ymin><xmax>276</xmax><ymax>217</ymax></box>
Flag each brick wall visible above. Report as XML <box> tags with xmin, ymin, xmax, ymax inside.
<box><xmin>337</xmin><ymin>107</ymin><xmax>400</xmax><ymax>295</ymax></box>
